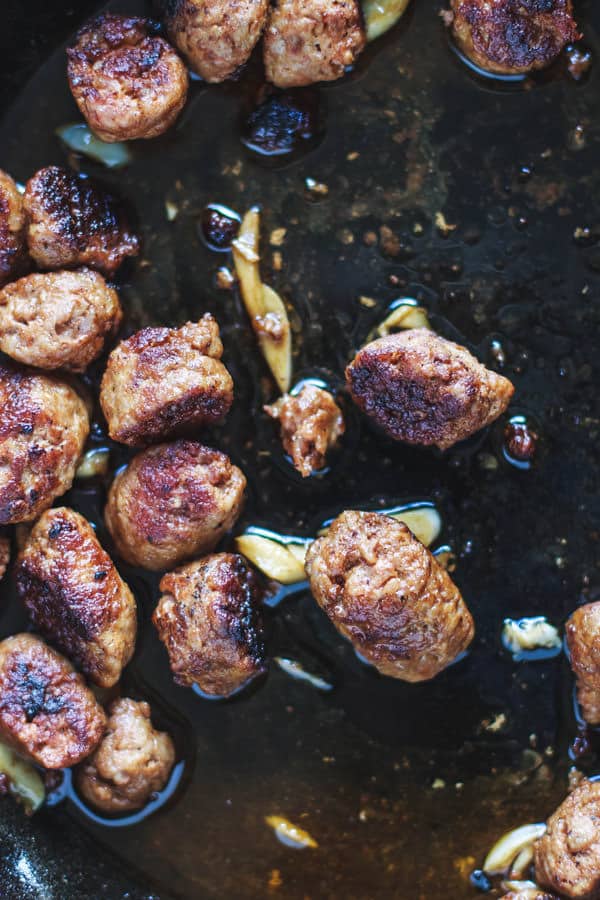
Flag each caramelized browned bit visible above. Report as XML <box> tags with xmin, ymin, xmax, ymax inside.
<box><xmin>566</xmin><ymin>602</ymin><xmax>600</xmax><ymax>725</ymax></box>
<box><xmin>15</xmin><ymin>507</ymin><xmax>137</xmax><ymax>689</ymax></box>
<box><xmin>105</xmin><ymin>440</ymin><xmax>246</xmax><ymax>571</ymax></box>
<box><xmin>265</xmin><ymin>384</ymin><xmax>345</xmax><ymax>477</ymax></box>
<box><xmin>263</xmin><ymin>0</ymin><xmax>366</xmax><ymax>88</ymax></box>
<box><xmin>23</xmin><ymin>166</ymin><xmax>139</xmax><ymax>276</ymax></box>
<box><xmin>0</xmin><ymin>169</ymin><xmax>29</xmax><ymax>288</ymax></box>
<box><xmin>67</xmin><ymin>14</ymin><xmax>188</xmax><ymax>142</ymax></box>
<box><xmin>0</xmin><ymin>359</ymin><xmax>89</xmax><ymax>525</ymax></box>
<box><xmin>0</xmin><ymin>532</ymin><xmax>9</xmax><ymax>582</ymax></box>
<box><xmin>0</xmin><ymin>268</ymin><xmax>122</xmax><ymax>373</ymax></box>
<box><xmin>200</xmin><ymin>205</ymin><xmax>240</xmax><ymax>251</ymax></box>
<box><xmin>0</xmin><ymin>633</ymin><xmax>106</xmax><ymax>769</ymax></box>
<box><xmin>504</xmin><ymin>419</ymin><xmax>538</xmax><ymax>461</ymax></box>
<box><xmin>241</xmin><ymin>89</ymin><xmax>323</xmax><ymax>158</ymax></box>
<box><xmin>565</xmin><ymin>44</ymin><xmax>593</xmax><ymax>81</ymax></box>
<box><xmin>162</xmin><ymin>0</ymin><xmax>269</xmax><ymax>82</ymax></box>
<box><xmin>535</xmin><ymin>779</ymin><xmax>600</xmax><ymax>898</ymax></box>
<box><xmin>99</xmin><ymin>315</ymin><xmax>233</xmax><ymax>446</ymax></box>
<box><xmin>75</xmin><ymin>698</ymin><xmax>175</xmax><ymax>814</ymax></box>
<box><xmin>305</xmin><ymin>510</ymin><xmax>475</xmax><ymax>682</ymax></box>
<box><xmin>448</xmin><ymin>0</ymin><xmax>580</xmax><ymax>75</ymax></box>
<box><xmin>346</xmin><ymin>329</ymin><xmax>514</xmax><ymax>451</ymax></box>
<box><xmin>154</xmin><ymin>553</ymin><xmax>267</xmax><ymax>697</ymax></box>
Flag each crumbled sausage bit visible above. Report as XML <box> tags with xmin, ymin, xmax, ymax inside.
<box><xmin>154</xmin><ymin>553</ymin><xmax>267</xmax><ymax>697</ymax></box>
<box><xmin>535</xmin><ymin>779</ymin><xmax>600</xmax><ymax>898</ymax></box>
<box><xmin>346</xmin><ymin>329</ymin><xmax>514</xmax><ymax>451</ymax></box>
<box><xmin>0</xmin><ymin>633</ymin><xmax>106</xmax><ymax>769</ymax></box>
<box><xmin>504</xmin><ymin>420</ymin><xmax>538</xmax><ymax>461</ymax></box>
<box><xmin>448</xmin><ymin>0</ymin><xmax>580</xmax><ymax>75</ymax></box>
<box><xmin>75</xmin><ymin>698</ymin><xmax>175</xmax><ymax>814</ymax></box>
<box><xmin>67</xmin><ymin>14</ymin><xmax>188</xmax><ymax>142</ymax></box>
<box><xmin>305</xmin><ymin>510</ymin><xmax>475</xmax><ymax>682</ymax></box>
<box><xmin>265</xmin><ymin>384</ymin><xmax>345</xmax><ymax>477</ymax></box>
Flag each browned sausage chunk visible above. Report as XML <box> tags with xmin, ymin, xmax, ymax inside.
<box><xmin>0</xmin><ymin>634</ymin><xmax>106</xmax><ymax>769</ymax></box>
<box><xmin>448</xmin><ymin>0</ymin><xmax>579</xmax><ymax>75</ymax></box>
<box><xmin>105</xmin><ymin>440</ymin><xmax>246</xmax><ymax>571</ymax></box>
<box><xmin>163</xmin><ymin>0</ymin><xmax>269</xmax><ymax>83</ymax></box>
<box><xmin>100</xmin><ymin>315</ymin><xmax>234</xmax><ymax>446</ymax></box>
<box><xmin>0</xmin><ymin>360</ymin><xmax>89</xmax><ymax>525</ymax></box>
<box><xmin>535</xmin><ymin>779</ymin><xmax>600</xmax><ymax>899</ymax></box>
<box><xmin>566</xmin><ymin>603</ymin><xmax>600</xmax><ymax>725</ymax></box>
<box><xmin>346</xmin><ymin>329</ymin><xmax>514</xmax><ymax>451</ymax></box>
<box><xmin>0</xmin><ymin>169</ymin><xmax>29</xmax><ymax>287</ymax></box>
<box><xmin>265</xmin><ymin>384</ymin><xmax>345</xmax><ymax>477</ymax></box>
<box><xmin>263</xmin><ymin>0</ymin><xmax>366</xmax><ymax>88</ymax></box>
<box><xmin>0</xmin><ymin>532</ymin><xmax>9</xmax><ymax>581</ymax></box>
<box><xmin>75</xmin><ymin>697</ymin><xmax>175</xmax><ymax>814</ymax></box>
<box><xmin>501</xmin><ymin>892</ymin><xmax>556</xmax><ymax>900</ymax></box>
<box><xmin>0</xmin><ymin>269</ymin><xmax>122</xmax><ymax>372</ymax></box>
<box><xmin>305</xmin><ymin>510</ymin><xmax>474</xmax><ymax>682</ymax></box>
<box><xmin>15</xmin><ymin>508</ymin><xmax>137</xmax><ymax>688</ymax></box>
<box><xmin>23</xmin><ymin>166</ymin><xmax>139</xmax><ymax>276</ymax></box>
<box><xmin>67</xmin><ymin>14</ymin><xmax>189</xmax><ymax>143</ymax></box>
<box><xmin>154</xmin><ymin>553</ymin><xmax>266</xmax><ymax>696</ymax></box>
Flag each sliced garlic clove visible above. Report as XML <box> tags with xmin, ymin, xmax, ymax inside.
<box><xmin>363</xmin><ymin>0</ymin><xmax>412</xmax><ymax>42</ymax></box>
<box><xmin>483</xmin><ymin>823</ymin><xmax>546</xmax><ymax>876</ymax></box>
<box><xmin>387</xmin><ymin>505</ymin><xmax>441</xmax><ymax>547</ymax></box>
<box><xmin>265</xmin><ymin>815</ymin><xmax>318</xmax><ymax>849</ymax></box>
<box><xmin>375</xmin><ymin>302</ymin><xmax>431</xmax><ymax>337</ymax></box>
<box><xmin>275</xmin><ymin>657</ymin><xmax>333</xmax><ymax>691</ymax></box>
<box><xmin>75</xmin><ymin>447</ymin><xmax>110</xmax><ymax>479</ymax></box>
<box><xmin>236</xmin><ymin>533</ymin><xmax>308</xmax><ymax>584</ymax></box>
<box><xmin>56</xmin><ymin>123</ymin><xmax>132</xmax><ymax>168</ymax></box>
<box><xmin>232</xmin><ymin>209</ymin><xmax>292</xmax><ymax>393</ymax></box>
<box><xmin>502</xmin><ymin>617</ymin><xmax>561</xmax><ymax>656</ymax></box>
<box><xmin>0</xmin><ymin>741</ymin><xmax>45</xmax><ymax>815</ymax></box>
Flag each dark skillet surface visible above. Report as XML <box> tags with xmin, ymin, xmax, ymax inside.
<box><xmin>0</xmin><ymin>1</ymin><xmax>600</xmax><ymax>897</ymax></box>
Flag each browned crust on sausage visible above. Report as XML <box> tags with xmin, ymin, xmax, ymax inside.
<box><xmin>0</xmin><ymin>169</ymin><xmax>29</xmax><ymax>288</ymax></box>
<box><xmin>535</xmin><ymin>779</ymin><xmax>600</xmax><ymax>899</ymax></box>
<box><xmin>0</xmin><ymin>359</ymin><xmax>90</xmax><ymax>525</ymax></box>
<box><xmin>305</xmin><ymin>510</ymin><xmax>475</xmax><ymax>682</ymax></box>
<box><xmin>15</xmin><ymin>508</ymin><xmax>137</xmax><ymax>688</ymax></box>
<box><xmin>0</xmin><ymin>533</ymin><xmax>9</xmax><ymax>581</ymax></box>
<box><xmin>154</xmin><ymin>553</ymin><xmax>266</xmax><ymax>696</ymax></box>
<box><xmin>449</xmin><ymin>0</ymin><xmax>580</xmax><ymax>74</ymax></box>
<box><xmin>0</xmin><ymin>633</ymin><xmax>106</xmax><ymax>768</ymax></box>
<box><xmin>74</xmin><ymin>697</ymin><xmax>175</xmax><ymax>813</ymax></box>
<box><xmin>265</xmin><ymin>384</ymin><xmax>345</xmax><ymax>477</ymax></box>
<box><xmin>0</xmin><ymin>268</ymin><xmax>122</xmax><ymax>372</ymax></box>
<box><xmin>99</xmin><ymin>315</ymin><xmax>234</xmax><ymax>446</ymax></box>
<box><xmin>23</xmin><ymin>166</ymin><xmax>139</xmax><ymax>276</ymax></box>
<box><xmin>163</xmin><ymin>0</ymin><xmax>269</xmax><ymax>82</ymax></box>
<box><xmin>68</xmin><ymin>14</ymin><xmax>188</xmax><ymax>142</ymax></box>
<box><xmin>346</xmin><ymin>329</ymin><xmax>514</xmax><ymax>451</ymax></box>
<box><xmin>566</xmin><ymin>603</ymin><xmax>600</xmax><ymax>726</ymax></box>
<box><xmin>263</xmin><ymin>0</ymin><xmax>366</xmax><ymax>88</ymax></box>
<box><xmin>105</xmin><ymin>440</ymin><xmax>246</xmax><ymax>571</ymax></box>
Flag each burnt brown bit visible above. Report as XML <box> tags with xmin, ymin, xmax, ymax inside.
<box><xmin>241</xmin><ymin>88</ymin><xmax>323</xmax><ymax>157</ymax></box>
<box><xmin>449</xmin><ymin>0</ymin><xmax>580</xmax><ymax>75</ymax></box>
<box><xmin>15</xmin><ymin>508</ymin><xmax>137</xmax><ymax>688</ymax></box>
<box><xmin>566</xmin><ymin>44</ymin><xmax>592</xmax><ymax>81</ymax></box>
<box><xmin>535</xmin><ymin>779</ymin><xmax>600</xmax><ymax>898</ymax></box>
<box><xmin>345</xmin><ymin>329</ymin><xmax>514</xmax><ymax>451</ymax></box>
<box><xmin>304</xmin><ymin>510</ymin><xmax>475</xmax><ymax>682</ymax></box>
<box><xmin>0</xmin><ymin>633</ymin><xmax>106</xmax><ymax>769</ymax></box>
<box><xmin>265</xmin><ymin>384</ymin><xmax>345</xmax><ymax>477</ymax></box>
<box><xmin>200</xmin><ymin>206</ymin><xmax>240</xmax><ymax>251</ymax></box>
<box><xmin>74</xmin><ymin>697</ymin><xmax>175</xmax><ymax>814</ymax></box>
<box><xmin>0</xmin><ymin>359</ymin><xmax>90</xmax><ymax>525</ymax></box>
<box><xmin>67</xmin><ymin>14</ymin><xmax>188</xmax><ymax>143</ymax></box>
<box><xmin>566</xmin><ymin>602</ymin><xmax>600</xmax><ymax>726</ymax></box>
<box><xmin>105</xmin><ymin>440</ymin><xmax>246</xmax><ymax>571</ymax></box>
<box><xmin>0</xmin><ymin>531</ymin><xmax>9</xmax><ymax>581</ymax></box>
<box><xmin>504</xmin><ymin>419</ymin><xmax>538</xmax><ymax>461</ymax></box>
<box><xmin>162</xmin><ymin>0</ymin><xmax>269</xmax><ymax>83</ymax></box>
<box><xmin>0</xmin><ymin>169</ymin><xmax>29</xmax><ymax>288</ymax></box>
<box><xmin>0</xmin><ymin>268</ymin><xmax>122</xmax><ymax>373</ymax></box>
<box><xmin>154</xmin><ymin>553</ymin><xmax>267</xmax><ymax>696</ymax></box>
<box><xmin>263</xmin><ymin>0</ymin><xmax>366</xmax><ymax>88</ymax></box>
<box><xmin>23</xmin><ymin>166</ymin><xmax>139</xmax><ymax>276</ymax></box>
<box><xmin>99</xmin><ymin>314</ymin><xmax>234</xmax><ymax>446</ymax></box>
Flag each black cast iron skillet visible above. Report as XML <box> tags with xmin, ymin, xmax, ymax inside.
<box><xmin>0</xmin><ymin>1</ymin><xmax>599</xmax><ymax>897</ymax></box>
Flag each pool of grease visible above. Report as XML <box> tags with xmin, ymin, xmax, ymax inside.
<box><xmin>0</xmin><ymin>0</ymin><xmax>600</xmax><ymax>897</ymax></box>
